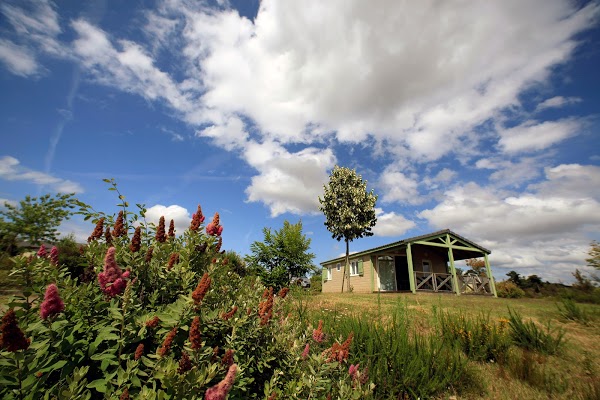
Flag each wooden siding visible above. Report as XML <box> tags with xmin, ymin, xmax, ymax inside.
<box><xmin>322</xmin><ymin>255</ymin><xmax>374</xmax><ymax>293</ymax></box>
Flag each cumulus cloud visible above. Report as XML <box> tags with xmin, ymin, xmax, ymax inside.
<box><xmin>418</xmin><ymin>164</ymin><xmax>600</xmax><ymax>280</ymax></box>
<box><xmin>372</xmin><ymin>208</ymin><xmax>416</xmax><ymax>237</ymax></box>
<box><xmin>0</xmin><ymin>39</ymin><xmax>38</xmax><ymax>76</ymax></box>
<box><xmin>0</xmin><ymin>155</ymin><xmax>84</xmax><ymax>193</ymax></box>
<box><xmin>144</xmin><ymin>204</ymin><xmax>191</xmax><ymax>233</ymax></box>
<box><xmin>379</xmin><ymin>167</ymin><xmax>421</xmax><ymax>205</ymax></box>
<box><xmin>498</xmin><ymin>119</ymin><xmax>581</xmax><ymax>153</ymax></box>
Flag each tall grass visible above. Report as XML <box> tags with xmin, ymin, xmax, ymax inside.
<box><xmin>557</xmin><ymin>298</ymin><xmax>590</xmax><ymax>325</ymax></box>
<box><xmin>508</xmin><ymin>308</ymin><xmax>565</xmax><ymax>355</ymax></box>
<box><xmin>310</xmin><ymin>300</ymin><xmax>480</xmax><ymax>399</ymax></box>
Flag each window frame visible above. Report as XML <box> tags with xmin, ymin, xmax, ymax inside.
<box><xmin>336</xmin><ymin>262</ymin><xmax>341</xmax><ymax>272</ymax></box>
<box><xmin>327</xmin><ymin>266</ymin><xmax>333</xmax><ymax>280</ymax></box>
<box><xmin>422</xmin><ymin>260</ymin><xmax>432</xmax><ymax>273</ymax></box>
<box><xmin>350</xmin><ymin>260</ymin><xmax>360</xmax><ymax>276</ymax></box>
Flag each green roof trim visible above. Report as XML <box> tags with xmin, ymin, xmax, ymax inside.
<box><xmin>319</xmin><ymin>229</ymin><xmax>491</xmax><ymax>266</ymax></box>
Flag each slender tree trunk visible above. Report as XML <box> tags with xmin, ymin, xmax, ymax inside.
<box><xmin>345</xmin><ymin>239</ymin><xmax>350</xmax><ymax>293</ymax></box>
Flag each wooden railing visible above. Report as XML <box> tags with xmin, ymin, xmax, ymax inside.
<box><xmin>415</xmin><ymin>272</ymin><xmax>453</xmax><ymax>292</ymax></box>
<box><xmin>459</xmin><ymin>274</ymin><xmax>492</xmax><ymax>294</ymax></box>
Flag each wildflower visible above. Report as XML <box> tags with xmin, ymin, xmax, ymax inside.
<box><xmin>258</xmin><ymin>288</ymin><xmax>273</xmax><ymax>326</ymax></box>
<box><xmin>145</xmin><ymin>247</ymin><xmax>154</xmax><ymax>262</ymax></box>
<box><xmin>349</xmin><ymin>364</ymin><xmax>359</xmax><ymax>380</ymax></box>
<box><xmin>158</xmin><ymin>327</ymin><xmax>177</xmax><ymax>357</ymax></box>
<box><xmin>168</xmin><ymin>219</ymin><xmax>175</xmax><ymax>238</ymax></box>
<box><xmin>206</xmin><ymin>212</ymin><xmax>223</xmax><ymax>236</ymax></box>
<box><xmin>88</xmin><ymin>218</ymin><xmax>104</xmax><ymax>242</ymax></box>
<box><xmin>189</xmin><ymin>316</ymin><xmax>202</xmax><ymax>350</ymax></box>
<box><xmin>120</xmin><ymin>388</ymin><xmax>130</xmax><ymax>400</ymax></box>
<box><xmin>190</xmin><ymin>204</ymin><xmax>206</xmax><ymax>231</ymax></box>
<box><xmin>104</xmin><ymin>227</ymin><xmax>113</xmax><ymax>246</ymax></box>
<box><xmin>268</xmin><ymin>393</ymin><xmax>277</xmax><ymax>400</ymax></box>
<box><xmin>155</xmin><ymin>216</ymin><xmax>166</xmax><ymax>243</ymax></box>
<box><xmin>112</xmin><ymin>211</ymin><xmax>126</xmax><ymax>237</ymax></box>
<box><xmin>37</xmin><ymin>244</ymin><xmax>47</xmax><ymax>258</ymax></box>
<box><xmin>221</xmin><ymin>306</ymin><xmax>238</xmax><ymax>321</ymax></box>
<box><xmin>301</xmin><ymin>343</ymin><xmax>310</xmax><ymax>359</ymax></box>
<box><xmin>134</xmin><ymin>343</ymin><xmax>144</xmax><ymax>360</ymax></box>
<box><xmin>192</xmin><ymin>273</ymin><xmax>211</xmax><ymax>305</ymax></box>
<box><xmin>215</xmin><ymin>236</ymin><xmax>222</xmax><ymax>253</ymax></box>
<box><xmin>49</xmin><ymin>246</ymin><xmax>59</xmax><ymax>266</ymax></box>
<box><xmin>204</xmin><ymin>364</ymin><xmax>238</xmax><ymax>400</ymax></box>
<box><xmin>40</xmin><ymin>283</ymin><xmax>65</xmax><ymax>320</ymax></box>
<box><xmin>130</xmin><ymin>226</ymin><xmax>141</xmax><ymax>252</ymax></box>
<box><xmin>312</xmin><ymin>320</ymin><xmax>325</xmax><ymax>343</ymax></box>
<box><xmin>0</xmin><ymin>309</ymin><xmax>30</xmax><ymax>352</ymax></box>
<box><xmin>167</xmin><ymin>253</ymin><xmax>180</xmax><ymax>270</ymax></box>
<box><xmin>178</xmin><ymin>352</ymin><xmax>192</xmax><ymax>374</ymax></box>
<box><xmin>325</xmin><ymin>332</ymin><xmax>353</xmax><ymax>363</ymax></box>
<box><xmin>360</xmin><ymin>366</ymin><xmax>369</xmax><ymax>385</ymax></box>
<box><xmin>221</xmin><ymin>349</ymin><xmax>234</xmax><ymax>366</ymax></box>
<box><xmin>278</xmin><ymin>287</ymin><xmax>289</xmax><ymax>299</ymax></box>
<box><xmin>98</xmin><ymin>247</ymin><xmax>130</xmax><ymax>298</ymax></box>
<box><xmin>145</xmin><ymin>316</ymin><xmax>160</xmax><ymax>328</ymax></box>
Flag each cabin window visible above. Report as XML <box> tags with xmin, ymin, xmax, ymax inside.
<box><xmin>422</xmin><ymin>260</ymin><xmax>431</xmax><ymax>273</ymax></box>
<box><xmin>336</xmin><ymin>263</ymin><xmax>341</xmax><ymax>271</ymax></box>
<box><xmin>327</xmin><ymin>266</ymin><xmax>332</xmax><ymax>280</ymax></box>
<box><xmin>350</xmin><ymin>260</ymin><xmax>359</xmax><ymax>276</ymax></box>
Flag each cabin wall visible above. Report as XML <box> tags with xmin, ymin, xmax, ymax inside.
<box><xmin>410</xmin><ymin>246</ymin><xmax>449</xmax><ymax>274</ymax></box>
<box><xmin>322</xmin><ymin>255</ymin><xmax>374</xmax><ymax>293</ymax></box>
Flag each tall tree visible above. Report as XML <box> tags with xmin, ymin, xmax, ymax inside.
<box><xmin>0</xmin><ymin>193</ymin><xmax>77</xmax><ymax>247</ymax></box>
<box><xmin>319</xmin><ymin>166</ymin><xmax>377</xmax><ymax>292</ymax></box>
<box><xmin>245</xmin><ymin>220</ymin><xmax>315</xmax><ymax>290</ymax></box>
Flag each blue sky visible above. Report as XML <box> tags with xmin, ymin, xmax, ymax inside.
<box><xmin>1</xmin><ymin>0</ymin><xmax>599</xmax><ymax>283</ymax></box>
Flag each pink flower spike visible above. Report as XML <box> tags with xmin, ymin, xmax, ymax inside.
<box><xmin>301</xmin><ymin>343</ymin><xmax>310</xmax><ymax>359</ymax></box>
<box><xmin>205</xmin><ymin>363</ymin><xmax>238</xmax><ymax>400</ymax></box>
<box><xmin>49</xmin><ymin>246</ymin><xmax>59</xmax><ymax>266</ymax></box>
<box><xmin>349</xmin><ymin>364</ymin><xmax>360</xmax><ymax>380</ymax></box>
<box><xmin>98</xmin><ymin>247</ymin><xmax>129</xmax><ymax>297</ymax></box>
<box><xmin>40</xmin><ymin>284</ymin><xmax>65</xmax><ymax>320</ymax></box>
<box><xmin>37</xmin><ymin>245</ymin><xmax>47</xmax><ymax>258</ymax></box>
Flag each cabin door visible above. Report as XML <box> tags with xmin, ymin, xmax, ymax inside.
<box><xmin>378</xmin><ymin>256</ymin><xmax>397</xmax><ymax>291</ymax></box>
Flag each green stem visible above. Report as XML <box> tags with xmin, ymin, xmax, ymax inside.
<box><xmin>15</xmin><ymin>353</ymin><xmax>23</xmax><ymax>400</ymax></box>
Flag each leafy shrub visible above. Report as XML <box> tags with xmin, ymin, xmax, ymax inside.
<box><xmin>557</xmin><ymin>298</ymin><xmax>590</xmax><ymax>325</ymax></box>
<box><xmin>508</xmin><ymin>308</ymin><xmax>564</xmax><ymax>355</ymax></box>
<box><xmin>0</xmin><ymin>183</ymin><xmax>373</xmax><ymax>399</ymax></box>
<box><xmin>496</xmin><ymin>281</ymin><xmax>525</xmax><ymax>298</ymax></box>
<box><xmin>435</xmin><ymin>310</ymin><xmax>511</xmax><ymax>363</ymax></box>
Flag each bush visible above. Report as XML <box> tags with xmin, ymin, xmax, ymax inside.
<box><xmin>0</xmin><ymin>184</ymin><xmax>374</xmax><ymax>400</ymax></box>
<box><xmin>496</xmin><ymin>281</ymin><xmax>525</xmax><ymax>298</ymax></box>
<box><xmin>556</xmin><ymin>298</ymin><xmax>590</xmax><ymax>325</ymax></box>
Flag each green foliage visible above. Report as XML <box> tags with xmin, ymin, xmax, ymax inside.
<box><xmin>586</xmin><ymin>240</ymin><xmax>600</xmax><ymax>271</ymax></box>
<box><xmin>0</xmin><ymin>193</ymin><xmax>77</xmax><ymax>246</ymax></box>
<box><xmin>507</xmin><ymin>308</ymin><xmax>564</xmax><ymax>355</ymax></box>
<box><xmin>556</xmin><ymin>298</ymin><xmax>590</xmax><ymax>324</ymax></box>
<box><xmin>572</xmin><ymin>268</ymin><xmax>595</xmax><ymax>293</ymax></box>
<box><xmin>501</xmin><ymin>349</ymin><xmax>568</xmax><ymax>395</ymax></box>
<box><xmin>0</xmin><ymin>182</ymin><xmax>372</xmax><ymax>399</ymax></box>
<box><xmin>246</xmin><ymin>220</ymin><xmax>315</xmax><ymax>291</ymax></box>
<box><xmin>496</xmin><ymin>281</ymin><xmax>525</xmax><ymax>298</ymax></box>
<box><xmin>319</xmin><ymin>166</ymin><xmax>377</xmax><ymax>292</ymax></box>
<box><xmin>435</xmin><ymin>310</ymin><xmax>511</xmax><ymax>363</ymax></box>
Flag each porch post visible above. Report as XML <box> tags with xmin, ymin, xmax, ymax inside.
<box><xmin>406</xmin><ymin>243</ymin><xmax>416</xmax><ymax>294</ymax></box>
<box><xmin>484</xmin><ymin>254</ymin><xmax>497</xmax><ymax>297</ymax></box>
<box><xmin>370</xmin><ymin>256</ymin><xmax>375</xmax><ymax>292</ymax></box>
<box><xmin>447</xmin><ymin>234</ymin><xmax>461</xmax><ymax>295</ymax></box>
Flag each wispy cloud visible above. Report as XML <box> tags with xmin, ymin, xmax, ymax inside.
<box><xmin>0</xmin><ymin>156</ymin><xmax>84</xmax><ymax>193</ymax></box>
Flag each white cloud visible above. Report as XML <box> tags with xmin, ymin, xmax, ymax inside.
<box><xmin>379</xmin><ymin>167</ymin><xmax>421</xmax><ymax>205</ymax></box>
<box><xmin>0</xmin><ymin>155</ymin><xmax>84</xmax><ymax>193</ymax></box>
<box><xmin>372</xmin><ymin>208</ymin><xmax>416</xmax><ymax>237</ymax></box>
<box><xmin>498</xmin><ymin>119</ymin><xmax>581</xmax><ymax>153</ymax></box>
<box><xmin>0</xmin><ymin>39</ymin><xmax>38</xmax><ymax>76</ymax></box>
<box><xmin>418</xmin><ymin>164</ymin><xmax>600</xmax><ymax>281</ymax></box>
<box><xmin>244</xmin><ymin>143</ymin><xmax>336</xmax><ymax>216</ymax></box>
<box><xmin>536</xmin><ymin>96</ymin><xmax>582</xmax><ymax>111</ymax></box>
<box><xmin>144</xmin><ymin>204</ymin><xmax>191</xmax><ymax>233</ymax></box>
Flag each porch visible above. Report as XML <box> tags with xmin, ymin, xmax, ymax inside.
<box><xmin>414</xmin><ymin>271</ymin><xmax>494</xmax><ymax>295</ymax></box>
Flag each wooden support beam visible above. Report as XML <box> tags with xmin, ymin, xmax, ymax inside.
<box><xmin>370</xmin><ymin>255</ymin><xmax>375</xmax><ymax>292</ymax></box>
<box><xmin>447</xmin><ymin>234</ymin><xmax>461</xmax><ymax>295</ymax></box>
<box><xmin>407</xmin><ymin>243</ymin><xmax>416</xmax><ymax>294</ymax></box>
<box><xmin>484</xmin><ymin>254</ymin><xmax>497</xmax><ymax>298</ymax></box>
<box><xmin>413</xmin><ymin>240</ymin><xmax>485</xmax><ymax>253</ymax></box>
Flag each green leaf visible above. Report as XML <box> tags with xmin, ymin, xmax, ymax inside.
<box><xmin>38</xmin><ymin>360</ymin><xmax>68</xmax><ymax>373</ymax></box>
<box><xmin>87</xmin><ymin>379</ymin><xmax>107</xmax><ymax>393</ymax></box>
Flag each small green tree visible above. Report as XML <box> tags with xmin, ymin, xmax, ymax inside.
<box><xmin>245</xmin><ymin>220</ymin><xmax>315</xmax><ymax>290</ymax></box>
<box><xmin>506</xmin><ymin>271</ymin><xmax>523</xmax><ymax>288</ymax></box>
<box><xmin>319</xmin><ymin>166</ymin><xmax>377</xmax><ymax>292</ymax></box>
<box><xmin>586</xmin><ymin>241</ymin><xmax>600</xmax><ymax>281</ymax></box>
<box><xmin>0</xmin><ymin>193</ymin><xmax>77</xmax><ymax>247</ymax></box>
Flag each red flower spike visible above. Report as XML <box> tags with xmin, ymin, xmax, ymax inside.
<box><xmin>190</xmin><ymin>204</ymin><xmax>205</xmax><ymax>231</ymax></box>
<box><xmin>40</xmin><ymin>283</ymin><xmax>65</xmax><ymax>319</ymax></box>
<box><xmin>120</xmin><ymin>388</ymin><xmax>130</xmax><ymax>400</ymax></box>
<box><xmin>104</xmin><ymin>227</ymin><xmax>113</xmax><ymax>246</ymax></box>
<box><xmin>301</xmin><ymin>343</ymin><xmax>310</xmax><ymax>359</ymax></box>
<box><xmin>178</xmin><ymin>352</ymin><xmax>192</xmax><ymax>374</ymax></box>
<box><xmin>192</xmin><ymin>273</ymin><xmax>211</xmax><ymax>305</ymax></box>
<box><xmin>49</xmin><ymin>246</ymin><xmax>59</xmax><ymax>266</ymax></box>
<box><xmin>130</xmin><ymin>227</ymin><xmax>141</xmax><ymax>252</ymax></box>
<box><xmin>158</xmin><ymin>327</ymin><xmax>177</xmax><ymax>357</ymax></box>
<box><xmin>0</xmin><ymin>309</ymin><xmax>30</xmax><ymax>352</ymax></box>
<box><xmin>168</xmin><ymin>219</ymin><xmax>175</xmax><ymax>238</ymax></box>
<box><xmin>312</xmin><ymin>320</ymin><xmax>325</xmax><ymax>343</ymax></box>
<box><xmin>145</xmin><ymin>247</ymin><xmax>154</xmax><ymax>262</ymax></box>
<box><xmin>206</xmin><ymin>212</ymin><xmax>223</xmax><ymax>236</ymax></box>
<box><xmin>221</xmin><ymin>349</ymin><xmax>235</xmax><ymax>366</ymax></box>
<box><xmin>88</xmin><ymin>218</ymin><xmax>104</xmax><ymax>242</ymax></box>
<box><xmin>167</xmin><ymin>252</ymin><xmax>180</xmax><ymax>270</ymax></box>
<box><xmin>134</xmin><ymin>343</ymin><xmax>144</xmax><ymax>360</ymax></box>
<box><xmin>258</xmin><ymin>288</ymin><xmax>274</xmax><ymax>326</ymax></box>
<box><xmin>278</xmin><ymin>287</ymin><xmax>289</xmax><ymax>299</ymax></box>
<box><xmin>189</xmin><ymin>316</ymin><xmax>202</xmax><ymax>350</ymax></box>
<box><xmin>37</xmin><ymin>245</ymin><xmax>47</xmax><ymax>258</ymax></box>
<box><xmin>155</xmin><ymin>216</ymin><xmax>166</xmax><ymax>243</ymax></box>
<box><xmin>205</xmin><ymin>364</ymin><xmax>238</xmax><ymax>400</ymax></box>
<box><xmin>98</xmin><ymin>247</ymin><xmax>130</xmax><ymax>298</ymax></box>
<box><xmin>221</xmin><ymin>306</ymin><xmax>238</xmax><ymax>321</ymax></box>
<box><xmin>145</xmin><ymin>316</ymin><xmax>160</xmax><ymax>328</ymax></box>
<box><xmin>112</xmin><ymin>211</ymin><xmax>126</xmax><ymax>237</ymax></box>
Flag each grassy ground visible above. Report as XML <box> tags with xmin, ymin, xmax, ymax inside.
<box><xmin>301</xmin><ymin>292</ymin><xmax>600</xmax><ymax>399</ymax></box>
